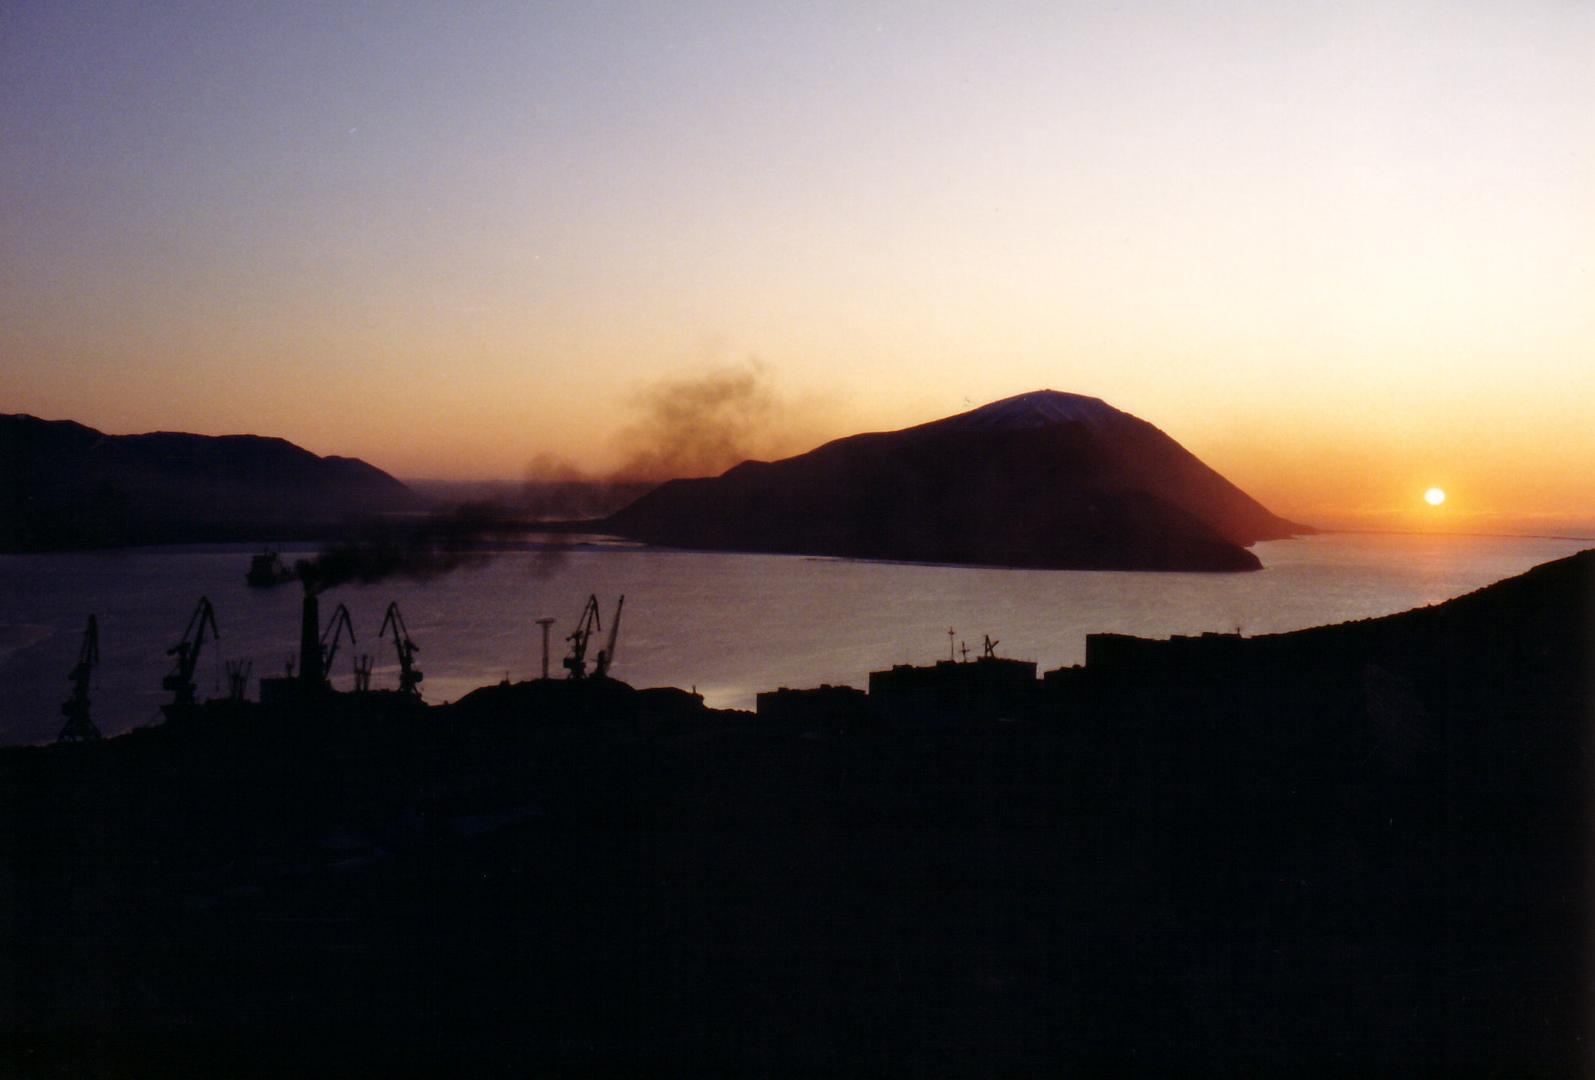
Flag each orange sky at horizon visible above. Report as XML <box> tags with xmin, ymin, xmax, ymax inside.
<box><xmin>3</xmin><ymin>3</ymin><xmax>1591</xmax><ymax>536</ymax></box>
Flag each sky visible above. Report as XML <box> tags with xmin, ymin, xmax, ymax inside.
<box><xmin>3</xmin><ymin>1</ymin><xmax>1591</xmax><ymax>533</ymax></box>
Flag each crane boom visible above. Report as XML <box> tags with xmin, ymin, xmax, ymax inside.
<box><xmin>379</xmin><ymin>600</ymin><xmax>423</xmax><ymax>695</ymax></box>
<box><xmin>58</xmin><ymin>614</ymin><xmax>101</xmax><ymax>742</ymax></box>
<box><xmin>320</xmin><ymin>603</ymin><xmax>356</xmax><ymax>677</ymax></box>
<box><xmin>563</xmin><ymin>595</ymin><xmax>602</xmax><ymax>679</ymax></box>
<box><xmin>162</xmin><ymin>597</ymin><xmax>219</xmax><ymax>708</ymax></box>
<box><xmin>594</xmin><ymin>595</ymin><xmax>624</xmax><ymax>679</ymax></box>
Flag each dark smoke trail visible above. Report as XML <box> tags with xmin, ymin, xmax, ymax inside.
<box><xmin>294</xmin><ymin>502</ymin><xmax>516</xmax><ymax>594</ymax></box>
<box><xmin>517</xmin><ymin>454</ymin><xmax>653</xmax><ymax>521</ymax></box>
<box><xmin>288</xmin><ymin>365</ymin><xmax>834</xmax><ymax>590</ymax></box>
<box><xmin>512</xmin><ymin>364</ymin><xmax>841</xmax><ymax>519</ymax></box>
<box><xmin>612</xmin><ymin>364</ymin><xmax>781</xmax><ymax>481</ymax></box>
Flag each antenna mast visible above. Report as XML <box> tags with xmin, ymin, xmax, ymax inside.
<box><xmin>225</xmin><ymin>659</ymin><xmax>252</xmax><ymax>701</ymax></box>
<box><xmin>352</xmin><ymin>654</ymin><xmax>374</xmax><ymax>693</ymax></box>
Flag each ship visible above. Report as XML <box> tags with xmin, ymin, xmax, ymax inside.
<box><xmin>245</xmin><ymin>549</ymin><xmax>295</xmax><ymax>587</ymax></box>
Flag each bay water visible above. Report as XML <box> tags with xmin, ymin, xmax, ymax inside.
<box><xmin>1</xmin><ymin>531</ymin><xmax>1587</xmax><ymax>744</ymax></box>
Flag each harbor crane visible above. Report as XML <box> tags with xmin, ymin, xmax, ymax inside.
<box><xmin>563</xmin><ymin>594</ymin><xmax>623</xmax><ymax>680</ymax></box>
<box><xmin>162</xmin><ymin>597</ymin><xmax>218</xmax><ymax>710</ymax></box>
<box><xmin>592</xmin><ymin>595</ymin><xmax>624</xmax><ymax>680</ymax></box>
<box><xmin>58</xmin><ymin>614</ymin><xmax>101</xmax><ymax>742</ymax></box>
<box><xmin>320</xmin><ymin>603</ymin><xmax>356</xmax><ymax>683</ymax></box>
<box><xmin>379</xmin><ymin>601</ymin><xmax>423</xmax><ymax>695</ymax></box>
<box><xmin>564</xmin><ymin>595</ymin><xmax>602</xmax><ymax>679</ymax></box>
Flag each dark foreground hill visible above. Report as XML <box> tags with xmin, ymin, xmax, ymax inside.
<box><xmin>605</xmin><ymin>390</ymin><xmax>1311</xmax><ymax>571</ymax></box>
<box><xmin>1</xmin><ymin>550</ymin><xmax>1589</xmax><ymax>1076</ymax></box>
<box><xmin>0</xmin><ymin>414</ymin><xmax>421</xmax><ymax>550</ymax></box>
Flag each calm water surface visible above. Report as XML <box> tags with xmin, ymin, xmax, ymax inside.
<box><xmin>1</xmin><ymin>532</ymin><xmax>1588</xmax><ymax>744</ymax></box>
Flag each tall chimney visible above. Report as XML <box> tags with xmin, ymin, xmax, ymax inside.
<box><xmin>300</xmin><ymin>589</ymin><xmax>323</xmax><ymax>690</ymax></box>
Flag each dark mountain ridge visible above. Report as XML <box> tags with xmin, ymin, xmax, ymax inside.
<box><xmin>0</xmin><ymin>413</ymin><xmax>420</xmax><ymax>551</ymax></box>
<box><xmin>606</xmin><ymin>390</ymin><xmax>1311</xmax><ymax>571</ymax></box>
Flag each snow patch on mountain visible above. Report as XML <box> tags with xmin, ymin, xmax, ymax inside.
<box><xmin>934</xmin><ymin>390</ymin><xmax>1123</xmax><ymax>432</ymax></box>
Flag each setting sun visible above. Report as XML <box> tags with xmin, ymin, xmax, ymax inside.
<box><xmin>1425</xmin><ymin>487</ymin><xmax>1446</xmax><ymax>507</ymax></box>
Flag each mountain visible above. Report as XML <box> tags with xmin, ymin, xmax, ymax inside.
<box><xmin>604</xmin><ymin>390</ymin><xmax>1311</xmax><ymax>571</ymax></box>
<box><xmin>0</xmin><ymin>414</ymin><xmax>422</xmax><ymax>551</ymax></box>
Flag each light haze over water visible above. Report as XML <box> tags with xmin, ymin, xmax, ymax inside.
<box><xmin>0</xmin><ymin>532</ymin><xmax>1587</xmax><ymax>745</ymax></box>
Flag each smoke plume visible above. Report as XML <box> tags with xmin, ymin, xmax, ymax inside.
<box><xmin>517</xmin><ymin>454</ymin><xmax>652</xmax><ymax>522</ymax></box>
<box><xmin>295</xmin><ymin>363</ymin><xmax>838</xmax><ymax>589</ymax></box>
<box><xmin>294</xmin><ymin>502</ymin><xmax>514</xmax><ymax>594</ymax></box>
<box><xmin>612</xmin><ymin>364</ymin><xmax>784</xmax><ymax>482</ymax></box>
<box><xmin>516</xmin><ymin>363</ymin><xmax>830</xmax><ymax>513</ymax></box>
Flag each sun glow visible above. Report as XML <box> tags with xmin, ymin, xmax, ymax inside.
<box><xmin>1424</xmin><ymin>487</ymin><xmax>1446</xmax><ymax>507</ymax></box>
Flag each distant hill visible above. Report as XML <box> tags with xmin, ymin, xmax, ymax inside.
<box><xmin>0</xmin><ymin>414</ymin><xmax>421</xmax><ymax>550</ymax></box>
<box><xmin>604</xmin><ymin>390</ymin><xmax>1311</xmax><ymax>571</ymax></box>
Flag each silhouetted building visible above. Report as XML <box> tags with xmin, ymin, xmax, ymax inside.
<box><xmin>868</xmin><ymin>656</ymin><xmax>1040</xmax><ymax>726</ymax></box>
<box><xmin>1041</xmin><ymin>662</ymin><xmax>1088</xmax><ymax>704</ymax></box>
<box><xmin>1085</xmin><ymin>631</ymin><xmax>1244</xmax><ymax>678</ymax></box>
<box><xmin>755</xmin><ymin>684</ymin><xmax>870</xmax><ymax>734</ymax></box>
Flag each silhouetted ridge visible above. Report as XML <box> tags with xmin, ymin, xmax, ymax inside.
<box><xmin>0</xmin><ymin>413</ymin><xmax>421</xmax><ymax>550</ymax></box>
<box><xmin>605</xmin><ymin>390</ymin><xmax>1310</xmax><ymax>571</ymax></box>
